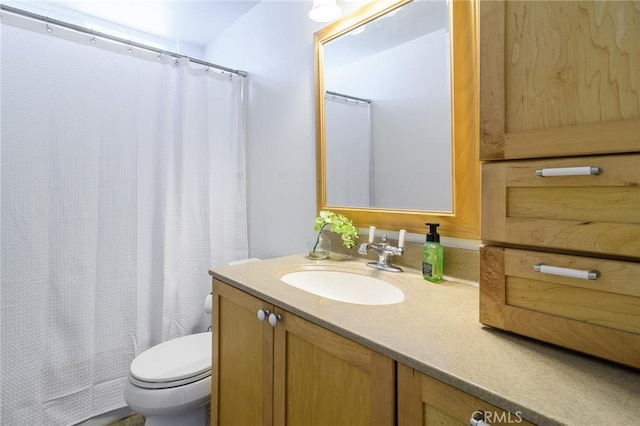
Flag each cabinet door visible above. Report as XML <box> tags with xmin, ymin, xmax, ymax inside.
<box><xmin>397</xmin><ymin>364</ymin><xmax>535</xmax><ymax>426</ymax></box>
<box><xmin>212</xmin><ymin>280</ymin><xmax>274</xmax><ymax>426</ymax></box>
<box><xmin>480</xmin><ymin>1</ymin><xmax>640</xmax><ymax>160</ymax></box>
<box><xmin>273</xmin><ymin>309</ymin><xmax>395</xmax><ymax>426</ymax></box>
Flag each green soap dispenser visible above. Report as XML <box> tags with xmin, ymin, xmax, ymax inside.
<box><xmin>422</xmin><ymin>223</ymin><xmax>443</xmax><ymax>282</ymax></box>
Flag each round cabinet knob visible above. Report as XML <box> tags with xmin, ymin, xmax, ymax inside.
<box><xmin>257</xmin><ymin>309</ymin><xmax>270</xmax><ymax>322</ymax></box>
<box><xmin>268</xmin><ymin>312</ymin><xmax>282</xmax><ymax>327</ymax></box>
<box><xmin>470</xmin><ymin>411</ymin><xmax>491</xmax><ymax>426</ymax></box>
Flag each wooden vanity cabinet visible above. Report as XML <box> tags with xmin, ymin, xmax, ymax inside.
<box><xmin>479</xmin><ymin>0</ymin><xmax>640</xmax><ymax>368</ymax></box>
<box><xmin>397</xmin><ymin>364</ymin><xmax>535</xmax><ymax>426</ymax></box>
<box><xmin>211</xmin><ymin>279</ymin><xmax>395</xmax><ymax>426</ymax></box>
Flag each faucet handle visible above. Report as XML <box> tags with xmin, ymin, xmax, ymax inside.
<box><xmin>368</xmin><ymin>226</ymin><xmax>376</xmax><ymax>243</ymax></box>
<box><xmin>398</xmin><ymin>229</ymin><xmax>406</xmax><ymax>248</ymax></box>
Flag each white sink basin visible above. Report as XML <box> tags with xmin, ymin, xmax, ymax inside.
<box><xmin>280</xmin><ymin>271</ymin><xmax>404</xmax><ymax>306</ymax></box>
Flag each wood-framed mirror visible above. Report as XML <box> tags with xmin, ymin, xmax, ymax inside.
<box><xmin>314</xmin><ymin>0</ymin><xmax>479</xmax><ymax>239</ymax></box>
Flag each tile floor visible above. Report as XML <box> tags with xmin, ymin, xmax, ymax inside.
<box><xmin>108</xmin><ymin>414</ymin><xmax>145</xmax><ymax>426</ymax></box>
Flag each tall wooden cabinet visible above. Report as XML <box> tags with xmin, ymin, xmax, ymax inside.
<box><xmin>211</xmin><ymin>279</ymin><xmax>395</xmax><ymax>426</ymax></box>
<box><xmin>479</xmin><ymin>1</ymin><xmax>640</xmax><ymax>368</ymax></box>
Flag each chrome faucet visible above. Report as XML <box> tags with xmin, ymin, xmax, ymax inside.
<box><xmin>358</xmin><ymin>227</ymin><xmax>405</xmax><ymax>273</ymax></box>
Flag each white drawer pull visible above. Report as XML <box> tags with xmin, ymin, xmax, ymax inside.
<box><xmin>534</xmin><ymin>263</ymin><xmax>600</xmax><ymax>280</ymax></box>
<box><xmin>535</xmin><ymin>166</ymin><xmax>601</xmax><ymax>177</ymax></box>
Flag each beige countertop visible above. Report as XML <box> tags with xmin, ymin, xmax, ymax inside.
<box><xmin>209</xmin><ymin>254</ymin><xmax>639</xmax><ymax>426</ymax></box>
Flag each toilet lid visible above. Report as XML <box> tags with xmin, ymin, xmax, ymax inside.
<box><xmin>130</xmin><ymin>332</ymin><xmax>211</xmax><ymax>388</ymax></box>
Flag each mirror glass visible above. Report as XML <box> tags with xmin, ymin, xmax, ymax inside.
<box><xmin>323</xmin><ymin>0</ymin><xmax>451</xmax><ymax>211</ymax></box>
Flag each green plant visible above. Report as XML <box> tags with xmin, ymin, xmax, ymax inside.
<box><xmin>312</xmin><ymin>210</ymin><xmax>359</xmax><ymax>252</ymax></box>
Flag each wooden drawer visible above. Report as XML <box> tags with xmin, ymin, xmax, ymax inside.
<box><xmin>482</xmin><ymin>154</ymin><xmax>640</xmax><ymax>257</ymax></box>
<box><xmin>480</xmin><ymin>246</ymin><xmax>640</xmax><ymax>368</ymax></box>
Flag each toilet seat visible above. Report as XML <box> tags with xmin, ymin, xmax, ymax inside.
<box><xmin>129</xmin><ymin>332</ymin><xmax>211</xmax><ymax>390</ymax></box>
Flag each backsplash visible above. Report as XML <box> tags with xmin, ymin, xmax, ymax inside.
<box><xmin>324</xmin><ymin>231</ymin><xmax>479</xmax><ymax>283</ymax></box>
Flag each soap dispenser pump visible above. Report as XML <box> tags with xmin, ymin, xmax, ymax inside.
<box><xmin>422</xmin><ymin>223</ymin><xmax>443</xmax><ymax>282</ymax></box>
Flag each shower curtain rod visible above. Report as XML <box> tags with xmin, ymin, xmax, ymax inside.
<box><xmin>325</xmin><ymin>90</ymin><xmax>371</xmax><ymax>104</ymax></box>
<box><xmin>0</xmin><ymin>4</ymin><xmax>248</xmax><ymax>77</ymax></box>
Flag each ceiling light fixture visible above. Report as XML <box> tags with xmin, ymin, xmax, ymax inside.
<box><xmin>348</xmin><ymin>25</ymin><xmax>366</xmax><ymax>36</ymax></box>
<box><xmin>308</xmin><ymin>0</ymin><xmax>342</xmax><ymax>23</ymax></box>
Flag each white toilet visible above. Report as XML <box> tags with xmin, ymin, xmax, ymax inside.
<box><xmin>124</xmin><ymin>259</ymin><xmax>260</xmax><ymax>425</ymax></box>
<box><xmin>124</xmin><ymin>332</ymin><xmax>212</xmax><ymax>426</ymax></box>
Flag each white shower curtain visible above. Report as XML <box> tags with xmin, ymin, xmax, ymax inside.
<box><xmin>0</xmin><ymin>14</ymin><xmax>248</xmax><ymax>425</ymax></box>
<box><xmin>324</xmin><ymin>94</ymin><xmax>372</xmax><ymax>207</ymax></box>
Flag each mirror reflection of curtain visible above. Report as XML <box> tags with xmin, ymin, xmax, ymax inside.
<box><xmin>325</xmin><ymin>93</ymin><xmax>372</xmax><ymax>207</ymax></box>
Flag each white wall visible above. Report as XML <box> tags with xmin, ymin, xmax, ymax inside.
<box><xmin>1</xmin><ymin>0</ymin><xmax>205</xmax><ymax>58</ymax></box>
<box><xmin>205</xmin><ymin>1</ymin><xmax>363</xmax><ymax>259</ymax></box>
